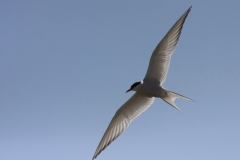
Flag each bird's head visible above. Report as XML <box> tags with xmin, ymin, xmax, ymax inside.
<box><xmin>126</xmin><ymin>81</ymin><xmax>141</xmax><ymax>93</ymax></box>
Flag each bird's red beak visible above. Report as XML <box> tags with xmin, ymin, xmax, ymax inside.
<box><xmin>126</xmin><ymin>89</ymin><xmax>132</xmax><ymax>93</ymax></box>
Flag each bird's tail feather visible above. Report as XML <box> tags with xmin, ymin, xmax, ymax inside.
<box><xmin>161</xmin><ymin>90</ymin><xmax>194</xmax><ymax>112</ymax></box>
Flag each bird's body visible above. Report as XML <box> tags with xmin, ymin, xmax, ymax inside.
<box><xmin>92</xmin><ymin>6</ymin><xmax>194</xmax><ymax>159</ymax></box>
<box><xmin>132</xmin><ymin>80</ymin><xmax>165</xmax><ymax>97</ymax></box>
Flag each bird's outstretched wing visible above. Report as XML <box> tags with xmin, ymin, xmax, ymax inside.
<box><xmin>92</xmin><ymin>93</ymin><xmax>154</xmax><ymax>159</ymax></box>
<box><xmin>144</xmin><ymin>7</ymin><xmax>191</xmax><ymax>86</ymax></box>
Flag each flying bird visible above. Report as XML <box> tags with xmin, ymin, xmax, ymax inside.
<box><xmin>92</xmin><ymin>6</ymin><xmax>193</xmax><ymax>159</ymax></box>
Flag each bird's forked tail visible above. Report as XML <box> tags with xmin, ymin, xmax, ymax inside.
<box><xmin>161</xmin><ymin>90</ymin><xmax>194</xmax><ymax>112</ymax></box>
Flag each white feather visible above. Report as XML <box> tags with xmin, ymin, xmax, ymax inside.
<box><xmin>144</xmin><ymin>7</ymin><xmax>191</xmax><ymax>86</ymax></box>
<box><xmin>92</xmin><ymin>93</ymin><xmax>154</xmax><ymax>159</ymax></box>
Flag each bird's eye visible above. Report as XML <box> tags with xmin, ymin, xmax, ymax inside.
<box><xmin>131</xmin><ymin>82</ymin><xmax>141</xmax><ymax>89</ymax></box>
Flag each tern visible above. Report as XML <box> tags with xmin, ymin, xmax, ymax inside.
<box><xmin>92</xmin><ymin>6</ymin><xmax>194</xmax><ymax>159</ymax></box>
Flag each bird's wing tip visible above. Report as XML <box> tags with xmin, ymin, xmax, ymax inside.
<box><xmin>188</xmin><ymin>98</ymin><xmax>195</xmax><ymax>102</ymax></box>
<box><xmin>186</xmin><ymin>6</ymin><xmax>192</xmax><ymax>12</ymax></box>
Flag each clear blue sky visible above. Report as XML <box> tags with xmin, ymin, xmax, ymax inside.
<box><xmin>1</xmin><ymin>1</ymin><xmax>240</xmax><ymax>160</ymax></box>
